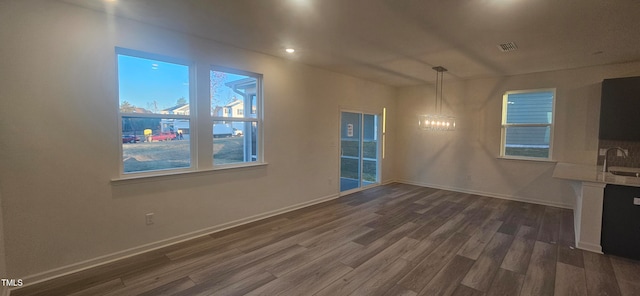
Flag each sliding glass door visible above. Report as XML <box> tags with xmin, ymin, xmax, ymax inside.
<box><xmin>340</xmin><ymin>111</ymin><xmax>379</xmax><ymax>192</ymax></box>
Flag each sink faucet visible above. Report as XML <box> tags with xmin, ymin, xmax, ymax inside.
<box><xmin>603</xmin><ymin>147</ymin><xmax>628</xmax><ymax>173</ymax></box>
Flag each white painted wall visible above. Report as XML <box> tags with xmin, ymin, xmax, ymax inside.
<box><xmin>396</xmin><ymin>61</ymin><xmax>640</xmax><ymax>208</ymax></box>
<box><xmin>0</xmin><ymin>1</ymin><xmax>396</xmax><ymax>279</ymax></box>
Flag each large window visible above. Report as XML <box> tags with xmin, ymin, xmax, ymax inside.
<box><xmin>117</xmin><ymin>48</ymin><xmax>263</xmax><ymax>176</ymax></box>
<box><xmin>501</xmin><ymin>89</ymin><xmax>555</xmax><ymax>160</ymax></box>
<box><xmin>210</xmin><ymin>68</ymin><xmax>261</xmax><ymax>166</ymax></box>
<box><xmin>117</xmin><ymin>49</ymin><xmax>193</xmax><ymax>174</ymax></box>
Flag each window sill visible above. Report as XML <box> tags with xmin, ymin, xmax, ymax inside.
<box><xmin>497</xmin><ymin>156</ymin><xmax>557</xmax><ymax>163</ymax></box>
<box><xmin>111</xmin><ymin>162</ymin><xmax>268</xmax><ymax>185</ymax></box>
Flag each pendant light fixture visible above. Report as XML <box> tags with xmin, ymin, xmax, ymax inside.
<box><xmin>418</xmin><ymin>66</ymin><xmax>456</xmax><ymax>131</ymax></box>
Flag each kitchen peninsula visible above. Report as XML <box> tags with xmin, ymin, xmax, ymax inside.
<box><xmin>553</xmin><ymin>162</ymin><xmax>640</xmax><ymax>256</ymax></box>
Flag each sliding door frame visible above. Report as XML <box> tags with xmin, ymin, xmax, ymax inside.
<box><xmin>339</xmin><ymin>108</ymin><xmax>382</xmax><ymax>195</ymax></box>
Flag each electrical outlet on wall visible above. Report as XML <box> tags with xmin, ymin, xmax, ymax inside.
<box><xmin>145</xmin><ymin>213</ymin><xmax>154</xmax><ymax>225</ymax></box>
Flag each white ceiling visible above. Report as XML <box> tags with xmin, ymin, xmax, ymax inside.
<box><xmin>62</xmin><ymin>0</ymin><xmax>640</xmax><ymax>86</ymax></box>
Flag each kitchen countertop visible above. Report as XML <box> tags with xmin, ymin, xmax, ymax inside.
<box><xmin>553</xmin><ymin>163</ymin><xmax>640</xmax><ymax>187</ymax></box>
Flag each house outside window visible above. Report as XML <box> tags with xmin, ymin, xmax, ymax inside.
<box><xmin>501</xmin><ymin>89</ymin><xmax>555</xmax><ymax>160</ymax></box>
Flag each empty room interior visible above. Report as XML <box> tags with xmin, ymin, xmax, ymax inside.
<box><xmin>2</xmin><ymin>0</ymin><xmax>640</xmax><ymax>295</ymax></box>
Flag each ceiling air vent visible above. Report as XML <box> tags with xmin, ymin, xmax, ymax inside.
<box><xmin>498</xmin><ymin>42</ymin><xmax>518</xmax><ymax>52</ymax></box>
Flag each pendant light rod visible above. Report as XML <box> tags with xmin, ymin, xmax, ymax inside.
<box><xmin>432</xmin><ymin>66</ymin><xmax>447</xmax><ymax>114</ymax></box>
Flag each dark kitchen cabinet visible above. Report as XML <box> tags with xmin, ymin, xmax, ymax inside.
<box><xmin>599</xmin><ymin>76</ymin><xmax>640</xmax><ymax>141</ymax></box>
<box><xmin>601</xmin><ymin>184</ymin><xmax>640</xmax><ymax>260</ymax></box>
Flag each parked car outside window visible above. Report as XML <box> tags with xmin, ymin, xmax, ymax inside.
<box><xmin>122</xmin><ymin>135</ymin><xmax>141</xmax><ymax>143</ymax></box>
<box><xmin>151</xmin><ymin>132</ymin><xmax>176</xmax><ymax>141</ymax></box>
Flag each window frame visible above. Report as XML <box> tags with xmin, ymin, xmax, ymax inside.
<box><xmin>210</xmin><ymin>65</ymin><xmax>264</xmax><ymax>167</ymax></box>
<box><xmin>500</xmin><ymin>88</ymin><xmax>556</xmax><ymax>161</ymax></box>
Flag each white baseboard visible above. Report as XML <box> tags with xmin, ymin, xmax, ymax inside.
<box><xmin>397</xmin><ymin>179</ymin><xmax>574</xmax><ymax>209</ymax></box>
<box><xmin>577</xmin><ymin>241</ymin><xmax>603</xmax><ymax>254</ymax></box>
<box><xmin>381</xmin><ymin>179</ymin><xmax>395</xmax><ymax>186</ymax></box>
<box><xmin>17</xmin><ymin>192</ymin><xmax>340</xmax><ymax>289</ymax></box>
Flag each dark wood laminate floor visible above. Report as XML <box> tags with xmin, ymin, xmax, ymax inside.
<box><xmin>12</xmin><ymin>183</ymin><xmax>640</xmax><ymax>296</ymax></box>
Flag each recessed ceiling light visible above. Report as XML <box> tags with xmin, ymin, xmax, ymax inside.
<box><xmin>285</xmin><ymin>48</ymin><xmax>295</xmax><ymax>54</ymax></box>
